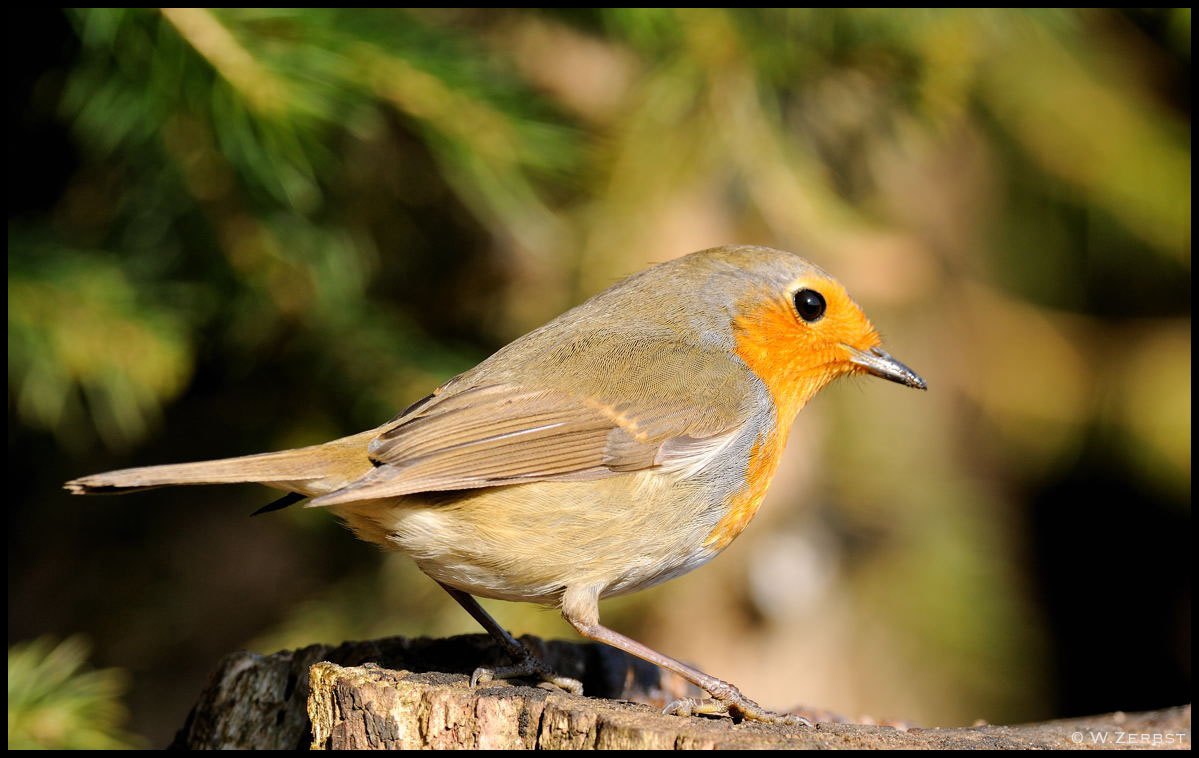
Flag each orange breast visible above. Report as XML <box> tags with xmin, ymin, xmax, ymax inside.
<box><xmin>702</xmin><ymin>296</ymin><xmax>852</xmax><ymax>551</ymax></box>
<box><xmin>703</xmin><ymin>430</ymin><xmax>784</xmax><ymax>551</ymax></box>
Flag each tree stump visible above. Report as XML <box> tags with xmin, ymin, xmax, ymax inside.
<box><xmin>171</xmin><ymin>634</ymin><xmax>1191</xmax><ymax>750</ymax></box>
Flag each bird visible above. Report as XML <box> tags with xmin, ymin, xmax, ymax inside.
<box><xmin>66</xmin><ymin>244</ymin><xmax>926</xmax><ymax>725</ymax></box>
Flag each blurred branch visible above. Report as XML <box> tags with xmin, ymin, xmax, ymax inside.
<box><xmin>159</xmin><ymin>8</ymin><xmax>288</xmax><ymax>113</ymax></box>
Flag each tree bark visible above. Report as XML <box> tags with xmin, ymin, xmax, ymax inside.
<box><xmin>171</xmin><ymin>634</ymin><xmax>1191</xmax><ymax>750</ymax></box>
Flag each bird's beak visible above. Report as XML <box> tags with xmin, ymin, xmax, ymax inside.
<box><xmin>845</xmin><ymin>345</ymin><xmax>927</xmax><ymax>390</ymax></box>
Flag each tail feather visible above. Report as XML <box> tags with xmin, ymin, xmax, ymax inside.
<box><xmin>64</xmin><ymin>431</ymin><xmax>378</xmax><ymax>495</ymax></box>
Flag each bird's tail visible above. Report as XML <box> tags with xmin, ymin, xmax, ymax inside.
<box><xmin>64</xmin><ymin>430</ymin><xmax>377</xmax><ymax>496</ymax></box>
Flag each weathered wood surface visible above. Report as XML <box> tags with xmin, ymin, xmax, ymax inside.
<box><xmin>171</xmin><ymin>634</ymin><xmax>1191</xmax><ymax>750</ymax></box>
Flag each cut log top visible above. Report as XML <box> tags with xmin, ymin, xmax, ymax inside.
<box><xmin>171</xmin><ymin>634</ymin><xmax>1191</xmax><ymax>750</ymax></box>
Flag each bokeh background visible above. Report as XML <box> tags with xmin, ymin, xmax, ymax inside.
<box><xmin>8</xmin><ymin>8</ymin><xmax>1190</xmax><ymax>749</ymax></box>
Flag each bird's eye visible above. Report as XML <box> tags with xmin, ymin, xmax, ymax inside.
<box><xmin>793</xmin><ymin>288</ymin><xmax>826</xmax><ymax>322</ymax></box>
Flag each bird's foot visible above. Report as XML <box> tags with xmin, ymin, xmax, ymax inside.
<box><xmin>470</xmin><ymin>652</ymin><xmax>583</xmax><ymax>695</ymax></box>
<box><xmin>665</xmin><ymin>694</ymin><xmax>812</xmax><ymax>727</ymax></box>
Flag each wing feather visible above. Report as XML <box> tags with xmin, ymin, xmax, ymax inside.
<box><xmin>306</xmin><ymin>381</ymin><xmax>744</xmax><ymax>507</ymax></box>
<box><xmin>305</xmin><ymin>340</ymin><xmax>762</xmax><ymax>507</ymax></box>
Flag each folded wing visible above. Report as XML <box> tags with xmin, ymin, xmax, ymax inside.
<box><xmin>307</xmin><ymin>383</ymin><xmax>742</xmax><ymax>506</ymax></box>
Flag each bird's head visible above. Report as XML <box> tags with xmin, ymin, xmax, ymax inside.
<box><xmin>682</xmin><ymin>246</ymin><xmax>926</xmax><ymax>423</ymax></box>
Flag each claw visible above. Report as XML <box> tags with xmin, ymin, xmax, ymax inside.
<box><xmin>470</xmin><ymin>667</ymin><xmax>493</xmax><ymax>688</ymax></box>
<box><xmin>469</xmin><ymin>659</ymin><xmax>583</xmax><ymax>695</ymax></box>
<box><xmin>665</xmin><ymin>695</ymin><xmax>811</xmax><ymax>727</ymax></box>
<box><xmin>664</xmin><ymin>697</ymin><xmax>728</xmax><ymax>719</ymax></box>
<box><xmin>547</xmin><ymin>676</ymin><xmax>584</xmax><ymax>695</ymax></box>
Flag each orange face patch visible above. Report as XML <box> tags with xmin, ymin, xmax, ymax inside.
<box><xmin>731</xmin><ymin>276</ymin><xmax>880</xmax><ymax>427</ymax></box>
<box><xmin>703</xmin><ymin>275</ymin><xmax>881</xmax><ymax>551</ymax></box>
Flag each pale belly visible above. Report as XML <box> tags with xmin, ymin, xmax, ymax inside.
<box><xmin>326</xmin><ymin>470</ymin><xmax>730</xmax><ymax>607</ymax></box>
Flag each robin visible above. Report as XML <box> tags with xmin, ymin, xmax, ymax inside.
<box><xmin>66</xmin><ymin>245</ymin><xmax>925</xmax><ymax>725</ymax></box>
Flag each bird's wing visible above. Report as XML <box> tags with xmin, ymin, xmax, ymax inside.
<box><xmin>306</xmin><ymin>381</ymin><xmax>746</xmax><ymax>507</ymax></box>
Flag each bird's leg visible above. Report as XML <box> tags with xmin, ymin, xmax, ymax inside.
<box><xmin>435</xmin><ymin>581</ymin><xmax>582</xmax><ymax>694</ymax></box>
<box><xmin>560</xmin><ymin>587</ymin><xmax>809</xmax><ymax>726</ymax></box>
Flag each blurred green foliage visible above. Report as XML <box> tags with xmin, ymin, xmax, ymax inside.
<box><xmin>7</xmin><ymin>637</ymin><xmax>141</xmax><ymax>750</ymax></box>
<box><xmin>9</xmin><ymin>9</ymin><xmax>1191</xmax><ymax>452</ymax></box>
<box><xmin>9</xmin><ymin>8</ymin><xmax>1188</xmax><ymax>746</ymax></box>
